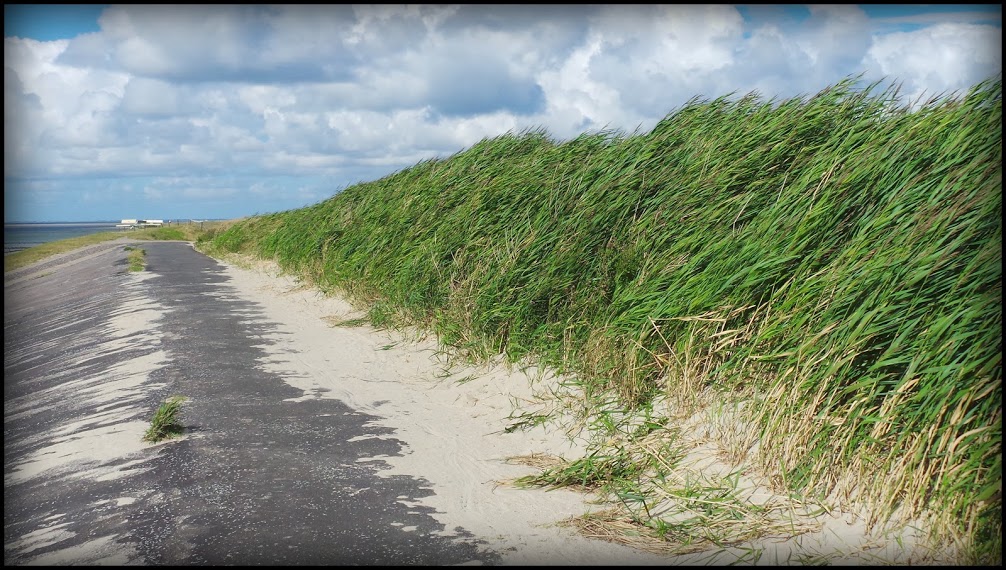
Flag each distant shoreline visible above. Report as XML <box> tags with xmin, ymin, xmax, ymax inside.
<box><xmin>4</xmin><ymin>222</ymin><xmax>122</xmax><ymax>255</ymax></box>
<box><xmin>4</xmin><ymin>221</ymin><xmax>120</xmax><ymax>226</ymax></box>
<box><xmin>3</xmin><ymin>220</ymin><xmax>217</xmax><ymax>255</ymax></box>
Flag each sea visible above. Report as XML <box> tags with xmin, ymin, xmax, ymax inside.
<box><xmin>4</xmin><ymin>222</ymin><xmax>124</xmax><ymax>255</ymax></box>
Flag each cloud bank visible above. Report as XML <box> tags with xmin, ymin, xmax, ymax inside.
<box><xmin>4</xmin><ymin>5</ymin><xmax>1001</xmax><ymax>221</ymax></box>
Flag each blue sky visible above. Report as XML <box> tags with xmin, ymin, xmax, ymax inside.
<box><xmin>4</xmin><ymin>5</ymin><xmax>1001</xmax><ymax>223</ymax></box>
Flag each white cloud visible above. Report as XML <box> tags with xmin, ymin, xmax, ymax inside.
<box><xmin>862</xmin><ymin>23</ymin><xmax>1002</xmax><ymax>103</ymax></box>
<box><xmin>237</xmin><ymin>84</ymin><xmax>297</xmax><ymax>115</ymax></box>
<box><xmin>536</xmin><ymin>35</ymin><xmax>626</xmax><ymax>137</ymax></box>
<box><xmin>797</xmin><ymin>5</ymin><xmax>873</xmax><ymax>66</ymax></box>
<box><xmin>871</xmin><ymin>10</ymin><xmax>1001</xmax><ymax>27</ymax></box>
<box><xmin>4</xmin><ymin>5</ymin><xmax>1001</xmax><ymax>221</ymax></box>
<box><xmin>120</xmin><ymin>77</ymin><xmax>183</xmax><ymax>116</ymax></box>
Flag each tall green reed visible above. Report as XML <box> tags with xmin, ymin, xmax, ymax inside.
<box><xmin>207</xmin><ymin>76</ymin><xmax>1001</xmax><ymax>561</ymax></box>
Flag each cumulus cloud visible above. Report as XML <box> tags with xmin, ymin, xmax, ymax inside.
<box><xmin>61</xmin><ymin>5</ymin><xmax>352</xmax><ymax>83</ymax></box>
<box><xmin>579</xmin><ymin>5</ymin><xmax>745</xmax><ymax>125</ymax></box>
<box><xmin>120</xmin><ymin>77</ymin><xmax>186</xmax><ymax>116</ymax></box>
<box><xmin>862</xmin><ymin>23</ymin><xmax>1002</xmax><ymax>103</ymax></box>
<box><xmin>4</xmin><ymin>4</ymin><xmax>1001</xmax><ymax>221</ymax></box>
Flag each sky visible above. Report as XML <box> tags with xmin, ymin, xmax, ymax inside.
<box><xmin>4</xmin><ymin>4</ymin><xmax>1002</xmax><ymax>223</ymax></box>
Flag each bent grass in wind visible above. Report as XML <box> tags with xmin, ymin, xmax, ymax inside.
<box><xmin>203</xmin><ymin>77</ymin><xmax>1002</xmax><ymax>564</ymax></box>
<box><xmin>143</xmin><ymin>396</ymin><xmax>188</xmax><ymax>443</ymax></box>
<box><xmin>124</xmin><ymin>245</ymin><xmax>147</xmax><ymax>272</ymax></box>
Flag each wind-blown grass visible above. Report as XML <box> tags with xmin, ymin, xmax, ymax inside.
<box><xmin>142</xmin><ymin>395</ymin><xmax>187</xmax><ymax>443</ymax></box>
<box><xmin>204</xmin><ymin>77</ymin><xmax>1001</xmax><ymax>562</ymax></box>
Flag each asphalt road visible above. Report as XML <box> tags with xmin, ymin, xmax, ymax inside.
<box><xmin>4</xmin><ymin>241</ymin><xmax>500</xmax><ymax>565</ymax></box>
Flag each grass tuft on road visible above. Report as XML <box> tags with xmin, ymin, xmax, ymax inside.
<box><xmin>142</xmin><ymin>396</ymin><xmax>188</xmax><ymax>443</ymax></box>
<box><xmin>124</xmin><ymin>246</ymin><xmax>147</xmax><ymax>272</ymax></box>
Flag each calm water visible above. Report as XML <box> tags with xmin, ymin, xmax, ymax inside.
<box><xmin>3</xmin><ymin>222</ymin><xmax>123</xmax><ymax>255</ymax></box>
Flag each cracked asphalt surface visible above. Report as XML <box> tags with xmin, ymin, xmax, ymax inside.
<box><xmin>4</xmin><ymin>241</ymin><xmax>501</xmax><ymax>565</ymax></box>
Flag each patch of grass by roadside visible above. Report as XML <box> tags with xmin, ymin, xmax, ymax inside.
<box><xmin>124</xmin><ymin>246</ymin><xmax>147</xmax><ymax>272</ymax></box>
<box><xmin>142</xmin><ymin>396</ymin><xmax>187</xmax><ymax>443</ymax></box>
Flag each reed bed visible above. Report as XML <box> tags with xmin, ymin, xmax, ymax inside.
<box><xmin>205</xmin><ymin>77</ymin><xmax>1002</xmax><ymax>562</ymax></box>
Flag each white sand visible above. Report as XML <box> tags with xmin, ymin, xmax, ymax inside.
<box><xmin>220</xmin><ymin>258</ymin><xmax>673</xmax><ymax>565</ymax></box>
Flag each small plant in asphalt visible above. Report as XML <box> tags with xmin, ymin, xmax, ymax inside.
<box><xmin>143</xmin><ymin>396</ymin><xmax>187</xmax><ymax>443</ymax></box>
<box><xmin>125</xmin><ymin>246</ymin><xmax>147</xmax><ymax>272</ymax></box>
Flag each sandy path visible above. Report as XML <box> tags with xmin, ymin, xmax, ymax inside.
<box><xmin>213</xmin><ymin>257</ymin><xmax>674</xmax><ymax>565</ymax></box>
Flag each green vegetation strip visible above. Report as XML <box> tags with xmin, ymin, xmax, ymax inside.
<box><xmin>204</xmin><ymin>76</ymin><xmax>1000</xmax><ymax>563</ymax></box>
